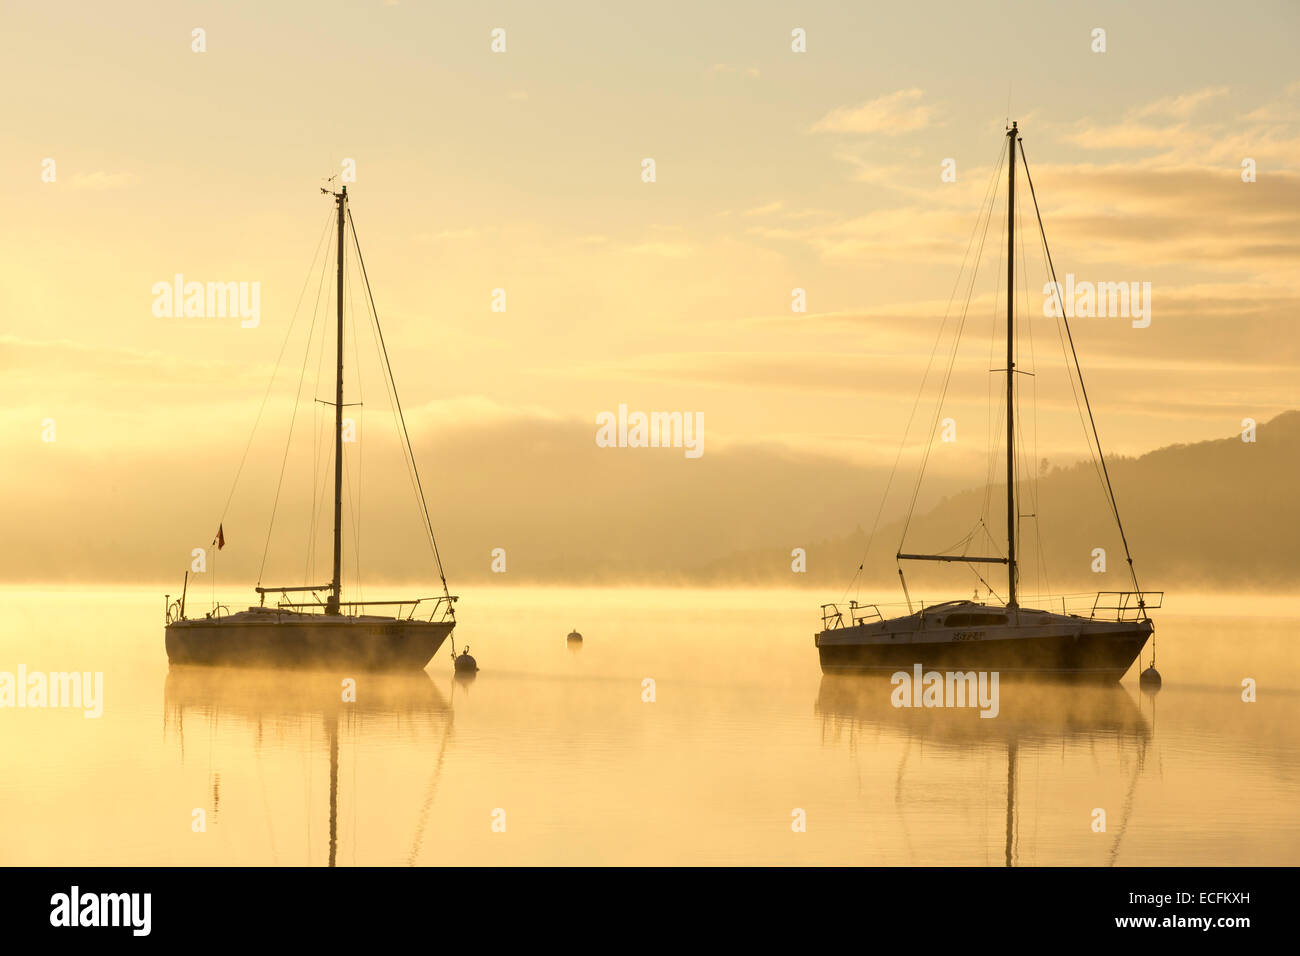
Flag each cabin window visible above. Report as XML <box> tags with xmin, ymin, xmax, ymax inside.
<box><xmin>942</xmin><ymin>613</ymin><xmax>1008</xmax><ymax>627</ymax></box>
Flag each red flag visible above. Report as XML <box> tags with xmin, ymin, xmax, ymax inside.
<box><xmin>213</xmin><ymin>524</ymin><xmax>225</xmax><ymax>551</ymax></box>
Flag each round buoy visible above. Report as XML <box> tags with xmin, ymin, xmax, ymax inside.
<box><xmin>567</xmin><ymin>629</ymin><xmax>582</xmax><ymax>642</ymax></box>
<box><xmin>452</xmin><ymin>645</ymin><xmax>478</xmax><ymax>676</ymax></box>
<box><xmin>1139</xmin><ymin>665</ymin><xmax>1161</xmax><ymax>690</ymax></box>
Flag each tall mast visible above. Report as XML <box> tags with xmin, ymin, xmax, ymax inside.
<box><xmin>327</xmin><ymin>185</ymin><xmax>346</xmax><ymax>615</ymax></box>
<box><xmin>1005</xmin><ymin>123</ymin><xmax>1018</xmax><ymax>608</ymax></box>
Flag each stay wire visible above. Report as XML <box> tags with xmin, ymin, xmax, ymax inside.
<box><xmin>1018</xmin><ymin>140</ymin><xmax>1140</xmax><ymax>593</ymax></box>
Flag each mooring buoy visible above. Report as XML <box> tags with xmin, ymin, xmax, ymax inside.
<box><xmin>452</xmin><ymin>644</ymin><xmax>478</xmax><ymax>675</ymax></box>
<box><xmin>1139</xmin><ymin>665</ymin><xmax>1161</xmax><ymax>690</ymax></box>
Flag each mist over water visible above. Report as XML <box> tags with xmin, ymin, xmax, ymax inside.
<box><xmin>1</xmin><ymin>586</ymin><xmax>1296</xmax><ymax>865</ymax></box>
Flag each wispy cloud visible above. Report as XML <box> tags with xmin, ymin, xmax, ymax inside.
<box><xmin>810</xmin><ymin>88</ymin><xmax>934</xmax><ymax>135</ymax></box>
<box><xmin>1132</xmin><ymin>86</ymin><xmax>1229</xmax><ymax>119</ymax></box>
<box><xmin>1060</xmin><ymin>85</ymin><xmax>1300</xmax><ymax>164</ymax></box>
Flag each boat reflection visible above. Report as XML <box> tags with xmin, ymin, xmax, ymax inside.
<box><xmin>163</xmin><ymin>665</ymin><xmax>452</xmax><ymax>866</ymax></box>
<box><xmin>816</xmin><ymin>675</ymin><xmax>1153</xmax><ymax>866</ymax></box>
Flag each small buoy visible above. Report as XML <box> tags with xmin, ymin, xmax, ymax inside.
<box><xmin>1139</xmin><ymin>665</ymin><xmax>1161</xmax><ymax>689</ymax></box>
<box><xmin>452</xmin><ymin>645</ymin><xmax>478</xmax><ymax>675</ymax></box>
<box><xmin>567</xmin><ymin>629</ymin><xmax>582</xmax><ymax>642</ymax></box>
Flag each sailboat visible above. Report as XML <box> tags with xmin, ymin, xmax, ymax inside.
<box><xmin>165</xmin><ymin>184</ymin><xmax>457</xmax><ymax>671</ymax></box>
<box><xmin>816</xmin><ymin>123</ymin><xmax>1160</xmax><ymax>680</ymax></box>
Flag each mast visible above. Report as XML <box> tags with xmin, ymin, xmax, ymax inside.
<box><xmin>327</xmin><ymin>185</ymin><xmax>346</xmax><ymax>615</ymax></box>
<box><xmin>1005</xmin><ymin>123</ymin><xmax>1018</xmax><ymax>609</ymax></box>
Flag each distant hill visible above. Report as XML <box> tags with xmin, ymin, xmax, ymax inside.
<box><xmin>5</xmin><ymin>402</ymin><xmax>1294</xmax><ymax>592</ymax></box>
<box><xmin>696</xmin><ymin>411</ymin><xmax>1300</xmax><ymax>593</ymax></box>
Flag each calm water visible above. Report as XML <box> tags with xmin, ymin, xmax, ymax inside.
<box><xmin>1</xmin><ymin>586</ymin><xmax>1297</xmax><ymax>866</ymax></box>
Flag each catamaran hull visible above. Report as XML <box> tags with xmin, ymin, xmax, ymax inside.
<box><xmin>165</xmin><ymin>618</ymin><xmax>453</xmax><ymax>671</ymax></box>
<box><xmin>817</xmin><ymin>624</ymin><xmax>1151</xmax><ymax>680</ymax></box>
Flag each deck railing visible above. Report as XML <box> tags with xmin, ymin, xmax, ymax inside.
<box><xmin>273</xmin><ymin>593</ymin><xmax>459</xmax><ymax>622</ymax></box>
<box><xmin>819</xmin><ymin>591</ymin><xmax>1163</xmax><ymax>628</ymax></box>
<box><xmin>820</xmin><ymin>601</ymin><xmax>887</xmax><ymax>630</ymax></box>
<box><xmin>1090</xmin><ymin>591</ymin><xmax>1162</xmax><ymax>622</ymax></box>
<box><xmin>168</xmin><ymin>588</ymin><xmax>459</xmax><ymax>624</ymax></box>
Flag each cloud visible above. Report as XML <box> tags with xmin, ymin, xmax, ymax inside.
<box><xmin>810</xmin><ymin>88</ymin><xmax>934</xmax><ymax>135</ymax></box>
<box><xmin>1060</xmin><ymin>85</ymin><xmax>1300</xmax><ymax>164</ymax></box>
<box><xmin>1132</xmin><ymin>87</ymin><xmax>1229</xmax><ymax>119</ymax></box>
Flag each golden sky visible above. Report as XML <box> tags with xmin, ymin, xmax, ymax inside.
<box><xmin>3</xmin><ymin>1</ymin><xmax>1298</xmax><ymax>585</ymax></box>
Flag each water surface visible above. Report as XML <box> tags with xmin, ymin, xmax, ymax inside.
<box><xmin>1</xmin><ymin>586</ymin><xmax>1296</xmax><ymax>865</ymax></box>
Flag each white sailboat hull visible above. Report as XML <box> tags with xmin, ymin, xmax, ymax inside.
<box><xmin>166</xmin><ymin>608</ymin><xmax>453</xmax><ymax>671</ymax></box>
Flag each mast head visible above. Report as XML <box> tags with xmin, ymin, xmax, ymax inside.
<box><xmin>321</xmin><ymin>174</ymin><xmax>347</xmax><ymax>203</ymax></box>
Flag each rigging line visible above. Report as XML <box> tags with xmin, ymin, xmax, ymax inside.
<box><xmin>215</xmin><ymin>208</ymin><xmax>334</xmax><ymax>531</ymax></box>
<box><xmin>347</xmin><ymin>241</ymin><xmax>365</xmax><ymax>603</ymax></box>
<box><xmin>980</xmin><ymin>176</ymin><xmax>1010</xmax><ymax>526</ymax></box>
<box><xmin>1018</xmin><ymin>176</ymin><xmax>1050</xmax><ymax>602</ymax></box>
<box><xmin>1018</xmin><ymin>140</ymin><xmax>1140</xmax><ymax>592</ymax></box>
<box><xmin>919</xmin><ymin>525</ymin><xmax>978</xmax><ymax>559</ymax></box>
<box><xmin>896</xmin><ymin>141</ymin><xmax>1007</xmax><ymax>556</ymax></box>
<box><xmin>982</xmin><ymin>364</ymin><xmax>1007</xmax><ymax>525</ymax></box>
<box><xmin>306</xmin><ymin>260</ymin><xmax>334</xmax><ymax>585</ymax></box>
<box><xmin>305</xmin><ymin>412</ymin><xmax>322</xmax><ymax>585</ymax></box>
<box><xmin>980</xmin><ymin>520</ymin><xmax>1006</xmax><ymax>559</ymax></box>
<box><xmin>348</xmin><ymin>208</ymin><xmax>452</xmax><ymax>597</ymax></box>
<box><xmin>969</xmin><ymin>563</ymin><xmax>1002</xmax><ymax>603</ymax></box>
<box><xmin>349</xmin><ymin>221</ymin><xmax>433</xmax><ymax>588</ymax></box>
<box><xmin>982</xmin><ymin>216</ymin><xmax>1004</xmax><ymax>524</ymax></box>
<box><xmin>307</xmin><ymin>413</ymin><xmax>336</xmax><ymax>588</ymax></box>
<box><xmin>342</xmin><ymin>434</ymin><xmax>361</xmax><ymax>594</ymax></box>
<box><xmin>342</xmin><ymin>410</ymin><xmax>363</xmax><ymax>602</ymax></box>
<box><xmin>260</xmin><ymin>221</ymin><xmax>334</xmax><ymax>585</ymax></box>
<box><xmin>352</xmin><ymin>231</ymin><xmax>430</xmax><ymax>586</ymax></box>
<box><xmin>928</xmin><ymin>521</ymin><xmax>983</xmax><ymax>558</ymax></box>
<box><xmin>898</xmin><ymin>141</ymin><xmax>1005</xmax><ymax>549</ymax></box>
<box><xmin>843</xmin><ymin>136</ymin><xmax>1009</xmax><ymax>600</ymax></box>
<box><xmin>1021</xmin><ymin>165</ymin><xmax>1113</xmax><ymax>547</ymax></box>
